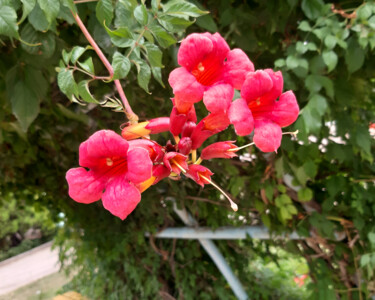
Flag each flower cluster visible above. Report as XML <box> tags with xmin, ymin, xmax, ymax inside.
<box><xmin>66</xmin><ymin>32</ymin><xmax>299</xmax><ymax>220</ymax></box>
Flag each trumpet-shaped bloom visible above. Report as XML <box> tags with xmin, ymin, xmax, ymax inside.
<box><xmin>229</xmin><ymin>70</ymin><xmax>299</xmax><ymax>152</ymax></box>
<box><xmin>201</xmin><ymin>141</ymin><xmax>238</xmax><ymax>160</ymax></box>
<box><xmin>66</xmin><ymin>130</ymin><xmax>153</xmax><ymax>220</ymax></box>
<box><xmin>185</xmin><ymin>165</ymin><xmax>214</xmax><ymax>187</ymax></box>
<box><xmin>168</xmin><ymin>32</ymin><xmax>254</xmax><ymax>113</ymax></box>
<box><xmin>122</xmin><ymin>117</ymin><xmax>170</xmax><ymax>140</ymax></box>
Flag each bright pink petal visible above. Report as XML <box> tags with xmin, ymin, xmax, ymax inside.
<box><xmin>203</xmin><ymin>83</ymin><xmax>234</xmax><ymax>114</ymax></box>
<box><xmin>223</xmin><ymin>49</ymin><xmax>255</xmax><ymax>90</ymax></box>
<box><xmin>102</xmin><ymin>178</ymin><xmax>141</xmax><ymax>220</ymax></box>
<box><xmin>163</xmin><ymin>152</ymin><xmax>188</xmax><ymax>174</ymax></box>
<box><xmin>241</xmin><ymin>70</ymin><xmax>273</xmax><ymax>103</ymax></box>
<box><xmin>268</xmin><ymin>91</ymin><xmax>299</xmax><ymax>127</ymax></box>
<box><xmin>152</xmin><ymin>164</ymin><xmax>171</xmax><ymax>185</ymax></box>
<box><xmin>201</xmin><ymin>141</ymin><xmax>238</xmax><ymax>160</ymax></box>
<box><xmin>79</xmin><ymin>130</ymin><xmax>129</xmax><ymax>169</ymax></box>
<box><xmin>185</xmin><ymin>164</ymin><xmax>214</xmax><ymax>187</ymax></box>
<box><xmin>169</xmin><ymin>67</ymin><xmax>205</xmax><ymax>104</ymax></box>
<box><xmin>228</xmin><ymin>98</ymin><xmax>254</xmax><ymax>136</ymax></box>
<box><xmin>261</xmin><ymin>69</ymin><xmax>284</xmax><ymax>103</ymax></box>
<box><xmin>253</xmin><ymin>119</ymin><xmax>282</xmax><ymax>152</ymax></box>
<box><xmin>66</xmin><ymin>167</ymin><xmax>104</xmax><ymax>204</ymax></box>
<box><xmin>204</xmin><ymin>32</ymin><xmax>230</xmax><ymax>63</ymax></box>
<box><xmin>178</xmin><ymin>34</ymin><xmax>213</xmax><ymax>71</ymax></box>
<box><xmin>145</xmin><ymin>117</ymin><xmax>170</xmax><ymax>134</ymax></box>
<box><xmin>126</xmin><ymin>148</ymin><xmax>152</xmax><ymax>184</ymax></box>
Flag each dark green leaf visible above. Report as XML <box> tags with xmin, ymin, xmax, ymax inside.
<box><xmin>163</xmin><ymin>0</ymin><xmax>208</xmax><ymax>18</ymax></box>
<box><xmin>195</xmin><ymin>14</ymin><xmax>218</xmax><ymax>32</ymax></box>
<box><xmin>151</xmin><ymin>66</ymin><xmax>164</xmax><ymax>87</ymax></box>
<box><xmin>345</xmin><ymin>38</ymin><xmax>365</xmax><ymax>73</ymax></box>
<box><xmin>157</xmin><ymin>15</ymin><xmax>194</xmax><ymax>32</ymax></box>
<box><xmin>298</xmin><ymin>20</ymin><xmax>311</xmax><ymax>31</ymax></box>
<box><xmin>38</xmin><ymin>0</ymin><xmax>60</xmax><ymax>25</ymax></box>
<box><xmin>112</xmin><ymin>52</ymin><xmax>131</xmax><ymax>80</ymax></box>
<box><xmin>0</xmin><ymin>6</ymin><xmax>19</xmax><ymax>39</ymax></box>
<box><xmin>10</xmin><ymin>81</ymin><xmax>39</xmax><ymax>132</ymax></box>
<box><xmin>71</xmin><ymin>46</ymin><xmax>87</xmax><ymax>64</ymax></box>
<box><xmin>77</xmin><ymin>80</ymin><xmax>99</xmax><ymax>103</ymax></box>
<box><xmin>96</xmin><ymin>0</ymin><xmax>114</xmax><ymax>25</ymax></box>
<box><xmin>78</xmin><ymin>57</ymin><xmax>95</xmax><ymax>74</ymax></box>
<box><xmin>134</xmin><ymin>59</ymin><xmax>151</xmax><ymax>93</ymax></box>
<box><xmin>20</xmin><ymin>0</ymin><xmax>36</xmax><ymax>23</ymax></box>
<box><xmin>28</xmin><ymin>3</ymin><xmax>50</xmax><ymax>32</ymax></box>
<box><xmin>148</xmin><ymin>24</ymin><xmax>176</xmax><ymax>48</ymax></box>
<box><xmin>57</xmin><ymin>68</ymin><xmax>78</xmax><ymax>100</ymax></box>
<box><xmin>301</xmin><ymin>0</ymin><xmax>324</xmax><ymax>19</ymax></box>
<box><xmin>324</xmin><ymin>35</ymin><xmax>336</xmax><ymax>49</ymax></box>
<box><xmin>144</xmin><ymin>43</ymin><xmax>163</xmax><ymax>67</ymax></box>
<box><xmin>20</xmin><ymin>23</ymin><xmax>56</xmax><ymax>58</ymax></box>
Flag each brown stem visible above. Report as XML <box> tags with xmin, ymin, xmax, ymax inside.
<box><xmin>71</xmin><ymin>11</ymin><xmax>138</xmax><ymax>123</ymax></box>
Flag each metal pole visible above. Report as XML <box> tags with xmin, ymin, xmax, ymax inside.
<box><xmin>171</xmin><ymin>201</ymin><xmax>248</xmax><ymax>300</ymax></box>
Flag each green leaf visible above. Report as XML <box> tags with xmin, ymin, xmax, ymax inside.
<box><xmin>0</xmin><ymin>6</ymin><xmax>19</xmax><ymax>39</ymax></box>
<box><xmin>56</xmin><ymin>103</ymin><xmax>89</xmax><ymax>124</ymax></box>
<box><xmin>305</xmin><ymin>75</ymin><xmax>334</xmax><ymax>98</ymax></box>
<box><xmin>148</xmin><ymin>24</ymin><xmax>176</xmax><ymax>48</ymax></box>
<box><xmin>38</xmin><ymin>0</ymin><xmax>60</xmax><ymax>25</ymax></box>
<box><xmin>322</xmin><ymin>50</ymin><xmax>338</xmax><ymax>72</ymax></box>
<box><xmin>112</xmin><ymin>52</ymin><xmax>131</xmax><ymax>80</ymax></box>
<box><xmin>286</xmin><ymin>56</ymin><xmax>299</xmax><ymax>69</ymax></box>
<box><xmin>301</xmin><ymin>0</ymin><xmax>324</xmax><ymax>20</ymax></box>
<box><xmin>163</xmin><ymin>0</ymin><xmax>208</xmax><ymax>18</ymax></box>
<box><xmin>10</xmin><ymin>81</ymin><xmax>40</xmax><ymax>132</ymax></box>
<box><xmin>298</xmin><ymin>187</ymin><xmax>313</xmax><ymax>202</ymax></box>
<box><xmin>96</xmin><ymin>0</ymin><xmax>114</xmax><ymax>25</ymax></box>
<box><xmin>60</xmin><ymin>0</ymin><xmax>76</xmax><ymax>13</ymax></box>
<box><xmin>151</xmin><ymin>66</ymin><xmax>164</xmax><ymax>87</ymax></box>
<box><xmin>298</xmin><ymin>20</ymin><xmax>311</xmax><ymax>31</ymax></box>
<box><xmin>195</xmin><ymin>14</ymin><xmax>218</xmax><ymax>32</ymax></box>
<box><xmin>57</xmin><ymin>68</ymin><xmax>78</xmax><ymax>100</ymax></box>
<box><xmin>134</xmin><ymin>4</ymin><xmax>148</xmax><ymax>25</ymax></box>
<box><xmin>345</xmin><ymin>38</ymin><xmax>365</xmax><ymax>73</ymax></box>
<box><xmin>134</xmin><ymin>59</ymin><xmax>151</xmax><ymax>93</ymax></box>
<box><xmin>20</xmin><ymin>0</ymin><xmax>36</xmax><ymax>23</ymax></box>
<box><xmin>324</xmin><ymin>35</ymin><xmax>336</xmax><ymax>49</ymax></box>
<box><xmin>78</xmin><ymin>57</ymin><xmax>95</xmax><ymax>74</ymax></box>
<box><xmin>77</xmin><ymin>80</ymin><xmax>99</xmax><ymax>103</ymax></box>
<box><xmin>157</xmin><ymin>15</ymin><xmax>194</xmax><ymax>32</ymax></box>
<box><xmin>71</xmin><ymin>46</ymin><xmax>87</xmax><ymax>64</ymax></box>
<box><xmin>261</xmin><ymin>214</ymin><xmax>271</xmax><ymax>228</ymax></box>
<box><xmin>20</xmin><ymin>23</ymin><xmax>56</xmax><ymax>58</ymax></box>
<box><xmin>29</xmin><ymin>3</ymin><xmax>50</xmax><ymax>32</ymax></box>
<box><xmin>144</xmin><ymin>43</ymin><xmax>163</xmax><ymax>67</ymax></box>
<box><xmin>25</xmin><ymin>66</ymin><xmax>48</xmax><ymax>99</ymax></box>
<box><xmin>303</xmin><ymin>160</ymin><xmax>317</xmax><ymax>179</ymax></box>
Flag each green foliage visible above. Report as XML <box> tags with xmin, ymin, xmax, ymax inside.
<box><xmin>0</xmin><ymin>0</ymin><xmax>375</xmax><ymax>299</ymax></box>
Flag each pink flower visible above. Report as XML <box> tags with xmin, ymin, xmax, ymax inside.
<box><xmin>168</xmin><ymin>32</ymin><xmax>254</xmax><ymax>113</ymax></box>
<box><xmin>169</xmin><ymin>99</ymin><xmax>197</xmax><ymax>136</ymax></box>
<box><xmin>66</xmin><ymin>130</ymin><xmax>152</xmax><ymax>220</ymax></box>
<box><xmin>163</xmin><ymin>152</ymin><xmax>188</xmax><ymax>174</ymax></box>
<box><xmin>185</xmin><ymin>165</ymin><xmax>214</xmax><ymax>187</ymax></box>
<box><xmin>228</xmin><ymin>69</ymin><xmax>299</xmax><ymax>152</ymax></box>
<box><xmin>190</xmin><ymin>112</ymin><xmax>230</xmax><ymax>149</ymax></box>
<box><xmin>201</xmin><ymin>141</ymin><xmax>238</xmax><ymax>160</ymax></box>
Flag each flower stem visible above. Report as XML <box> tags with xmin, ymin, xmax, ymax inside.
<box><xmin>194</xmin><ymin>157</ymin><xmax>203</xmax><ymax>165</ymax></box>
<box><xmin>71</xmin><ymin>11</ymin><xmax>138</xmax><ymax>123</ymax></box>
<box><xmin>191</xmin><ymin>150</ymin><xmax>197</xmax><ymax>163</ymax></box>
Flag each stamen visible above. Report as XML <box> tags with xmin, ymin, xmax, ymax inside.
<box><xmin>194</xmin><ymin>157</ymin><xmax>203</xmax><ymax>165</ymax></box>
<box><xmin>106</xmin><ymin>158</ymin><xmax>113</xmax><ymax>166</ymax></box>
<box><xmin>228</xmin><ymin>142</ymin><xmax>255</xmax><ymax>152</ymax></box>
<box><xmin>191</xmin><ymin>150</ymin><xmax>197</xmax><ymax>163</ymax></box>
<box><xmin>197</xmin><ymin>62</ymin><xmax>204</xmax><ymax>72</ymax></box>
<box><xmin>170</xmin><ymin>159</ymin><xmax>187</xmax><ymax>173</ymax></box>
<box><xmin>283</xmin><ymin>130</ymin><xmax>299</xmax><ymax>138</ymax></box>
<box><xmin>199</xmin><ymin>175</ymin><xmax>238</xmax><ymax>212</ymax></box>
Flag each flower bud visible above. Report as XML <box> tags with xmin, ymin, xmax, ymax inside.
<box><xmin>178</xmin><ymin>137</ymin><xmax>192</xmax><ymax>155</ymax></box>
<box><xmin>122</xmin><ymin>117</ymin><xmax>170</xmax><ymax>140</ymax></box>
<box><xmin>201</xmin><ymin>141</ymin><xmax>238</xmax><ymax>160</ymax></box>
<box><xmin>181</xmin><ymin>121</ymin><xmax>196</xmax><ymax>138</ymax></box>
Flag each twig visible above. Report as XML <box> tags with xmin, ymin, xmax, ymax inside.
<box><xmin>71</xmin><ymin>11</ymin><xmax>138</xmax><ymax>123</ymax></box>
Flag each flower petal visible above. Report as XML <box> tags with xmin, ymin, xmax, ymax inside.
<box><xmin>228</xmin><ymin>98</ymin><xmax>254</xmax><ymax>136</ymax></box>
<box><xmin>203</xmin><ymin>83</ymin><xmax>234</xmax><ymax>114</ymax></box>
<box><xmin>102</xmin><ymin>178</ymin><xmax>141</xmax><ymax>220</ymax></box>
<box><xmin>253</xmin><ymin>119</ymin><xmax>282</xmax><ymax>152</ymax></box>
<box><xmin>268</xmin><ymin>91</ymin><xmax>300</xmax><ymax>127</ymax></box>
<box><xmin>168</xmin><ymin>67</ymin><xmax>205</xmax><ymax>104</ymax></box>
<box><xmin>126</xmin><ymin>148</ymin><xmax>153</xmax><ymax>184</ymax></box>
<box><xmin>223</xmin><ymin>49</ymin><xmax>255</xmax><ymax>90</ymax></box>
<box><xmin>178</xmin><ymin>33</ymin><xmax>213</xmax><ymax>70</ymax></box>
<box><xmin>79</xmin><ymin>130</ymin><xmax>129</xmax><ymax>169</ymax></box>
<box><xmin>241</xmin><ymin>70</ymin><xmax>273</xmax><ymax>103</ymax></box>
<box><xmin>66</xmin><ymin>167</ymin><xmax>104</xmax><ymax>204</ymax></box>
<box><xmin>261</xmin><ymin>69</ymin><xmax>284</xmax><ymax>103</ymax></box>
<box><xmin>204</xmin><ymin>32</ymin><xmax>230</xmax><ymax>63</ymax></box>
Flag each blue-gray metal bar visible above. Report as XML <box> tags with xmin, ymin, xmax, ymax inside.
<box><xmin>149</xmin><ymin>226</ymin><xmax>301</xmax><ymax>240</ymax></box>
<box><xmin>171</xmin><ymin>201</ymin><xmax>248</xmax><ymax>300</ymax></box>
